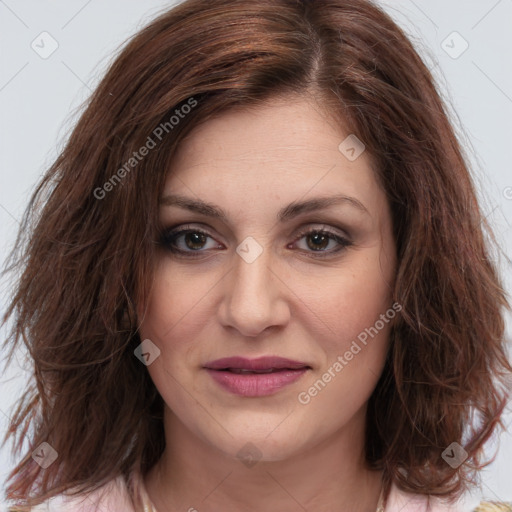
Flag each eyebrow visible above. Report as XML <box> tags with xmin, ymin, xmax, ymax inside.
<box><xmin>159</xmin><ymin>193</ymin><xmax>369</xmax><ymax>222</ymax></box>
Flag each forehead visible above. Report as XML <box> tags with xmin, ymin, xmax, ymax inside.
<box><xmin>170</xmin><ymin>95</ymin><xmax>355</xmax><ymax>170</ymax></box>
<box><xmin>162</xmin><ymin>96</ymin><xmax>387</xmax><ymax>226</ymax></box>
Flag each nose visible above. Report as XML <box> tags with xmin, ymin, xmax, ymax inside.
<box><xmin>217</xmin><ymin>244</ymin><xmax>291</xmax><ymax>337</ymax></box>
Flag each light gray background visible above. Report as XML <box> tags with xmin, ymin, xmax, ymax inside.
<box><xmin>1</xmin><ymin>0</ymin><xmax>511</xmax><ymax>509</ymax></box>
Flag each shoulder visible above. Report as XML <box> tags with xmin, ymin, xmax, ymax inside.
<box><xmin>386</xmin><ymin>482</ymin><xmax>471</xmax><ymax>512</ymax></box>
<box><xmin>27</xmin><ymin>474</ymin><xmax>135</xmax><ymax>512</ymax></box>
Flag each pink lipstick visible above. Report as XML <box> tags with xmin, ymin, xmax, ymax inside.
<box><xmin>203</xmin><ymin>356</ymin><xmax>310</xmax><ymax>397</ymax></box>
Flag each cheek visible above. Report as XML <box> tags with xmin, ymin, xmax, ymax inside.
<box><xmin>294</xmin><ymin>260</ymin><xmax>394</xmax><ymax>423</ymax></box>
<box><xmin>293</xmin><ymin>249</ymin><xmax>395</xmax><ymax>354</ymax></box>
<box><xmin>136</xmin><ymin>269</ymin><xmax>212</xmax><ymax>402</ymax></box>
<box><xmin>139</xmin><ymin>262</ymin><xmax>217</xmax><ymax>343</ymax></box>
<box><xmin>137</xmin><ymin>266</ymin><xmax>208</xmax><ymax>405</ymax></box>
<box><xmin>296</xmin><ymin>247</ymin><xmax>395</xmax><ymax>413</ymax></box>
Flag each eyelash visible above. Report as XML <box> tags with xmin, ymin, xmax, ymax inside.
<box><xmin>158</xmin><ymin>224</ymin><xmax>353</xmax><ymax>259</ymax></box>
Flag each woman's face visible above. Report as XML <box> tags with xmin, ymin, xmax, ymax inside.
<box><xmin>138</xmin><ymin>95</ymin><xmax>397</xmax><ymax>462</ymax></box>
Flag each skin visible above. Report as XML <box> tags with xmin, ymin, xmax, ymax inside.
<box><xmin>138</xmin><ymin>93</ymin><xmax>397</xmax><ymax>512</ymax></box>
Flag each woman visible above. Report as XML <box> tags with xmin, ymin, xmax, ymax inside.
<box><xmin>2</xmin><ymin>0</ymin><xmax>511</xmax><ymax>510</ymax></box>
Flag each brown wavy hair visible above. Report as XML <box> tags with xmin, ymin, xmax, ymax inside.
<box><xmin>2</xmin><ymin>0</ymin><xmax>511</xmax><ymax>510</ymax></box>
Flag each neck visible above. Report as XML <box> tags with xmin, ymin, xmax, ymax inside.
<box><xmin>144</xmin><ymin>404</ymin><xmax>383</xmax><ymax>512</ymax></box>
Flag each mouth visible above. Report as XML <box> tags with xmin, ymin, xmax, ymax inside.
<box><xmin>203</xmin><ymin>356</ymin><xmax>311</xmax><ymax>397</ymax></box>
<box><xmin>218</xmin><ymin>368</ymin><xmax>302</xmax><ymax>374</ymax></box>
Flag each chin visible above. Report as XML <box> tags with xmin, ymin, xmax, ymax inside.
<box><xmin>200</xmin><ymin>421</ymin><xmax>313</xmax><ymax>465</ymax></box>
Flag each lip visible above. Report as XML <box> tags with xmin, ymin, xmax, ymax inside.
<box><xmin>203</xmin><ymin>356</ymin><xmax>311</xmax><ymax>397</ymax></box>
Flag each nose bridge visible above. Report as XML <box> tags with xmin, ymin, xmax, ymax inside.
<box><xmin>220</xmin><ymin>237</ymin><xmax>288</xmax><ymax>336</ymax></box>
<box><xmin>234</xmin><ymin>243</ymin><xmax>271</xmax><ymax>297</ymax></box>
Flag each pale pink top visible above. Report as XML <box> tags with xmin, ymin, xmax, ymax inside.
<box><xmin>26</xmin><ymin>471</ymin><xmax>473</xmax><ymax>512</ymax></box>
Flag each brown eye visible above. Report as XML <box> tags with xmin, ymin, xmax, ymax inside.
<box><xmin>183</xmin><ymin>232</ymin><xmax>208</xmax><ymax>250</ymax></box>
<box><xmin>160</xmin><ymin>227</ymin><xmax>223</xmax><ymax>257</ymax></box>
<box><xmin>293</xmin><ymin>228</ymin><xmax>352</xmax><ymax>257</ymax></box>
<box><xmin>305</xmin><ymin>232</ymin><xmax>330</xmax><ymax>251</ymax></box>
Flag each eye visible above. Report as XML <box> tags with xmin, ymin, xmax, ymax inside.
<box><xmin>159</xmin><ymin>226</ymin><xmax>224</xmax><ymax>258</ymax></box>
<box><xmin>290</xmin><ymin>226</ymin><xmax>352</xmax><ymax>257</ymax></box>
<box><xmin>159</xmin><ymin>224</ymin><xmax>352</xmax><ymax>259</ymax></box>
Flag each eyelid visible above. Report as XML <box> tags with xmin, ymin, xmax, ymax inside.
<box><xmin>161</xmin><ymin>222</ymin><xmax>350</xmax><ymax>240</ymax></box>
<box><xmin>160</xmin><ymin>224</ymin><xmax>225</xmax><ymax>253</ymax></box>
<box><xmin>291</xmin><ymin>223</ymin><xmax>350</xmax><ymax>241</ymax></box>
<box><xmin>159</xmin><ymin>222</ymin><xmax>353</xmax><ymax>258</ymax></box>
<box><xmin>289</xmin><ymin>224</ymin><xmax>352</xmax><ymax>258</ymax></box>
<box><xmin>161</xmin><ymin>222</ymin><xmax>223</xmax><ymax>241</ymax></box>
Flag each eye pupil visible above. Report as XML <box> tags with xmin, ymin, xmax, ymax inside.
<box><xmin>161</xmin><ymin>227</ymin><xmax>348</xmax><ymax>258</ymax></box>
<box><xmin>185</xmin><ymin>232</ymin><xmax>207</xmax><ymax>250</ymax></box>
<box><xmin>307</xmin><ymin>232</ymin><xmax>329</xmax><ymax>251</ymax></box>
